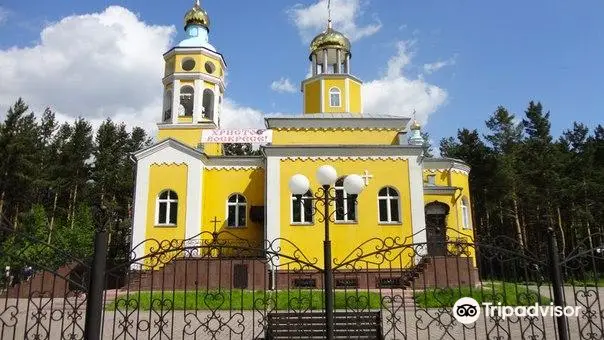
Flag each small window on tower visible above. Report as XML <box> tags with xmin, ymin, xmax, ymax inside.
<box><xmin>427</xmin><ymin>175</ymin><xmax>436</xmax><ymax>186</ymax></box>
<box><xmin>329</xmin><ymin>88</ymin><xmax>341</xmax><ymax>107</ymax></box>
<box><xmin>182</xmin><ymin>58</ymin><xmax>196</xmax><ymax>72</ymax></box>
<box><xmin>205</xmin><ymin>61</ymin><xmax>216</xmax><ymax>74</ymax></box>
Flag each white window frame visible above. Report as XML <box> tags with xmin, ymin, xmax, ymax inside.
<box><xmin>335</xmin><ymin>178</ymin><xmax>357</xmax><ymax>223</ymax></box>
<box><xmin>291</xmin><ymin>191</ymin><xmax>314</xmax><ymax>225</ymax></box>
<box><xmin>378</xmin><ymin>187</ymin><xmax>401</xmax><ymax>224</ymax></box>
<box><xmin>227</xmin><ymin>194</ymin><xmax>247</xmax><ymax>228</ymax></box>
<box><xmin>461</xmin><ymin>197</ymin><xmax>471</xmax><ymax>229</ymax></box>
<box><xmin>155</xmin><ymin>190</ymin><xmax>178</xmax><ymax>226</ymax></box>
<box><xmin>427</xmin><ymin>175</ymin><xmax>436</xmax><ymax>186</ymax></box>
<box><xmin>329</xmin><ymin>87</ymin><xmax>341</xmax><ymax>108</ymax></box>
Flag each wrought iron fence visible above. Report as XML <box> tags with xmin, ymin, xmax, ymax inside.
<box><xmin>1</xmin><ymin>224</ymin><xmax>603</xmax><ymax>339</ymax></box>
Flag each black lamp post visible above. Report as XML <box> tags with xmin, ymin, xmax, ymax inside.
<box><xmin>289</xmin><ymin>165</ymin><xmax>366</xmax><ymax>340</ymax></box>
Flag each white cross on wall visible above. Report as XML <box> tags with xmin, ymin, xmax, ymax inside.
<box><xmin>361</xmin><ymin>170</ymin><xmax>374</xmax><ymax>186</ymax></box>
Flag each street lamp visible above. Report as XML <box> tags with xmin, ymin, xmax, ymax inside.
<box><xmin>288</xmin><ymin>165</ymin><xmax>365</xmax><ymax>340</ymax></box>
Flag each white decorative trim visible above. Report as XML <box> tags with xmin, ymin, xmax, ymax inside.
<box><xmin>272</xmin><ymin>127</ymin><xmax>399</xmax><ymax>132</ymax></box>
<box><xmin>328</xmin><ymin>87</ymin><xmax>341</xmax><ymax>108</ymax></box>
<box><xmin>264</xmin><ymin>145</ymin><xmax>423</xmax><ymax>158</ymax></box>
<box><xmin>301</xmin><ymin>73</ymin><xmax>363</xmax><ymax>86</ymax></box>
<box><xmin>408</xmin><ymin>155</ymin><xmax>427</xmax><ymax>261</ymax></box>
<box><xmin>205</xmin><ymin>166</ymin><xmax>261</xmax><ymax>170</ymax></box>
<box><xmin>131</xmin><ymin>158</ymin><xmax>150</xmax><ymax>267</ymax></box>
<box><xmin>187</xmin><ymin>158</ymin><xmax>203</xmax><ymax>240</ymax></box>
<box><xmin>163</xmin><ymin>73</ymin><xmax>225</xmax><ymax>93</ymax></box>
<box><xmin>164</xmin><ymin>46</ymin><xmax>227</xmax><ymax>69</ymax></box>
<box><xmin>265</xmin><ymin>157</ymin><xmax>281</xmax><ymax>270</ymax></box>
<box><xmin>194</xmin><ymin>79</ymin><xmax>202</xmax><ymax>123</ymax></box>
<box><xmin>345</xmin><ymin>78</ymin><xmax>350</xmax><ymax>112</ymax></box>
<box><xmin>266</xmin><ymin>117</ymin><xmax>409</xmax><ymax>130</ymax></box>
<box><xmin>281</xmin><ymin>156</ymin><xmax>410</xmax><ymax>161</ymax></box>
<box><xmin>423</xmin><ymin>168</ymin><xmax>470</xmax><ymax>176</ymax></box>
<box><xmin>171</xmin><ymin>79</ymin><xmax>180</xmax><ymax>125</ymax></box>
<box><xmin>320</xmin><ymin>79</ymin><xmax>325</xmax><ymax>112</ymax></box>
<box><xmin>213</xmin><ymin>83</ymin><xmax>219</xmax><ymax>125</ymax></box>
<box><xmin>423</xmin><ymin>158</ymin><xmax>471</xmax><ymax>174</ymax></box>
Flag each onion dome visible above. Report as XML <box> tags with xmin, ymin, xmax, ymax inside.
<box><xmin>309</xmin><ymin>21</ymin><xmax>351</xmax><ymax>59</ymax></box>
<box><xmin>410</xmin><ymin>119</ymin><xmax>421</xmax><ymax>131</ymax></box>
<box><xmin>184</xmin><ymin>0</ymin><xmax>210</xmax><ymax>31</ymax></box>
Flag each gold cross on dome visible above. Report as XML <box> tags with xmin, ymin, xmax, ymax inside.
<box><xmin>361</xmin><ymin>170</ymin><xmax>374</xmax><ymax>186</ymax></box>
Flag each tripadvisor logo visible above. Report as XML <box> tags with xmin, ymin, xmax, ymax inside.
<box><xmin>453</xmin><ymin>297</ymin><xmax>481</xmax><ymax>324</ymax></box>
<box><xmin>452</xmin><ymin>297</ymin><xmax>582</xmax><ymax>324</ymax></box>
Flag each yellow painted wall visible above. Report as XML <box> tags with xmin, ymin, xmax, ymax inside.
<box><xmin>272</xmin><ymin>129</ymin><xmax>399</xmax><ymax>145</ymax></box>
<box><xmin>173</xmin><ymin>53</ymin><xmax>223</xmax><ymax>77</ymax></box>
<box><xmin>145</xmin><ymin>164</ymin><xmax>188</xmax><ymax>254</ymax></box>
<box><xmin>157</xmin><ymin>128</ymin><xmax>201</xmax><ymax>149</ymax></box>
<box><xmin>322</xmin><ymin>79</ymin><xmax>347</xmax><ymax>113</ymax></box>
<box><xmin>304</xmin><ymin>81</ymin><xmax>321</xmax><ymax>113</ymax></box>
<box><xmin>349</xmin><ymin>80</ymin><xmax>362</xmax><ymax>113</ymax></box>
<box><xmin>202</xmin><ymin>168</ymin><xmax>265</xmax><ymax>244</ymax></box>
<box><xmin>178</xmin><ymin>116</ymin><xmax>193</xmax><ymax>123</ymax></box>
<box><xmin>279</xmin><ymin>159</ymin><xmax>414</xmax><ymax>269</ymax></box>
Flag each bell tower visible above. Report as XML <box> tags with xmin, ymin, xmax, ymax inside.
<box><xmin>302</xmin><ymin>0</ymin><xmax>363</xmax><ymax>114</ymax></box>
<box><xmin>158</xmin><ymin>0</ymin><xmax>226</xmax><ymax>154</ymax></box>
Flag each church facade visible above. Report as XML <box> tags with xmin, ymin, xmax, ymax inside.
<box><xmin>130</xmin><ymin>2</ymin><xmax>475</xmax><ymax>285</ymax></box>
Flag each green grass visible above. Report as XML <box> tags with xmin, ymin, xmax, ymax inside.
<box><xmin>106</xmin><ymin>290</ymin><xmax>382</xmax><ymax>311</ymax></box>
<box><xmin>414</xmin><ymin>282</ymin><xmax>552</xmax><ymax>308</ymax></box>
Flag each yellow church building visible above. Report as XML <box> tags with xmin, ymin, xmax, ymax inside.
<box><xmin>130</xmin><ymin>1</ymin><xmax>475</xmax><ymax>288</ymax></box>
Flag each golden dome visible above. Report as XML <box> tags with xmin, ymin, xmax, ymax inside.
<box><xmin>309</xmin><ymin>21</ymin><xmax>351</xmax><ymax>58</ymax></box>
<box><xmin>184</xmin><ymin>1</ymin><xmax>210</xmax><ymax>31</ymax></box>
<box><xmin>410</xmin><ymin>120</ymin><xmax>421</xmax><ymax>130</ymax></box>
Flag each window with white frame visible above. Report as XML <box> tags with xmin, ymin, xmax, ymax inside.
<box><xmin>156</xmin><ymin>190</ymin><xmax>178</xmax><ymax>225</ymax></box>
<box><xmin>292</xmin><ymin>190</ymin><xmax>313</xmax><ymax>224</ymax></box>
<box><xmin>427</xmin><ymin>175</ymin><xmax>436</xmax><ymax>186</ymax></box>
<box><xmin>329</xmin><ymin>88</ymin><xmax>341</xmax><ymax>107</ymax></box>
<box><xmin>335</xmin><ymin>178</ymin><xmax>357</xmax><ymax>223</ymax></box>
<box><xmin>378</xmin><ymin>187</ymin><xmax>400</xmax><ymax>223</ymax></box>
<box><xmin>227</xmin><ymin>194</ymin><xmax>247</xmax><ymax>227</ymax></box>
<box><xmin>461</xmin><ymin>197</ymin><xmax>471</xmax><ymax>229</ymax></box>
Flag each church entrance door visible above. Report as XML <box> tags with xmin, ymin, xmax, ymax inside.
<box><xmin>425</xmin><ymin>202</ymin><xmax>449</xmax><ymax>256</ymax></box>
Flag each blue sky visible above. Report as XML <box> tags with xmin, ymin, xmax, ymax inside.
<box><xmin>0</xmin><ymin>0</ymin><xmax>602</xmax><ymax>145</ymax></box>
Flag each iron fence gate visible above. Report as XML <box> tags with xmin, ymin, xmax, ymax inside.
<box><xmin>1</xmin><ymin>225</ymin><xmax>603</xmax><ymax>339</ymax></box>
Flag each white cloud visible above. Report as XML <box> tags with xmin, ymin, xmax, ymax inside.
<box><xmin>0</xmin><ymin>7</ymin><xmax>9</xmax><ymax>25</ymax></box>
<box><xmin>270</xmin><ymin>77</ymin><xmax>297</xmax><ymax>93</ymax></box>
<box><xmin>0</xmin><ymin>5</ymin><xmax>448</xmax><ymax>137</ymax></box>
<box><xmin>0</xmin><ymin>6</ymin><xmax>175</xmax><ymax>129</ymax></box>
<box><xmin>288</xmin><ymin>0</ymin><xmax>381</xmax><ymax>43</ymax></box>
<box><xmin>423</xmin><ymin>55</ymin><xmax>457</xmax><ymax>74</ymax></box>
<box><xmin>363</xmin><ymin>41</ymin><xmax>448</xmax><ymax>125</ymax></box>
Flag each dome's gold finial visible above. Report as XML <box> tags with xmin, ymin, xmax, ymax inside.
<box><xmin>184</xmin><ymin>0</ymin><xmax>210</xmax><ymax>31</ymax></box>
<box><xmin>309</xmin><ymin>0</ymin><xmax>351</xmax><ymax>59</ymax></box>
<box><xmin>410</xmin><ymin>109</ymin><xmax>421</xmax><ymax>130</ymax></box>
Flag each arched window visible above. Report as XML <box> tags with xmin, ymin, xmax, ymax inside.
<box><xmin>461</xmin><ymin>197</ymin><xmax>471</xmax><ymax>229</ymax></box>
<box><xmin>156</xmin><ymin>190</ymin><xmax>178</xmax><ymax>225</ymax></box>
<box><xmin>203</xmin><ymin>88</ymin><xmax>215</xmax><ymax>120</ymax></box>
<box><xmin>292</xmin><ymin>190</ymin><xmax>313</xmax><ymax>224</ymax></box>
<box><xmin>335</xmin><ymin>177</ymin><xmax>357</xmax><ymax>223</ymax></box>
<box><xmin>163</xmin><ymin>90</ymin><xmax>173</xmax><ymax>121</ymax></box>
<box><xmin>329</xmin><ymin>87</ymin><xmax>341</xmax><ymax>107</ymax></box>
<box><xmin>378</xmin><ymin>187</ymin><xmax>400</xmax><ymax>223</ymax></box>
<box><xmin>179</xmin><ymin>85</ymin><xmax>194</xmax><ymax>117</ymax></box>
<box><xmin>227</xmin><ymin>194</ymin><xmax>247</xmax><ymax>227</ymax></box>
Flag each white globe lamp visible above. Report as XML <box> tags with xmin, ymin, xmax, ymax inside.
<box><xmin>289</xmin><ymin>174</ymin><xmax>310</xmax><ymax>195</ymax></box>
<box><xmin>316</xmin><ymin>165</ymin><xmax>338</xmax><ymax>186</ymax></box>
<box><xmin>343</xmin><ymin>174</ymin><xmax>365</xmax><ymax>195</ymax></box>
